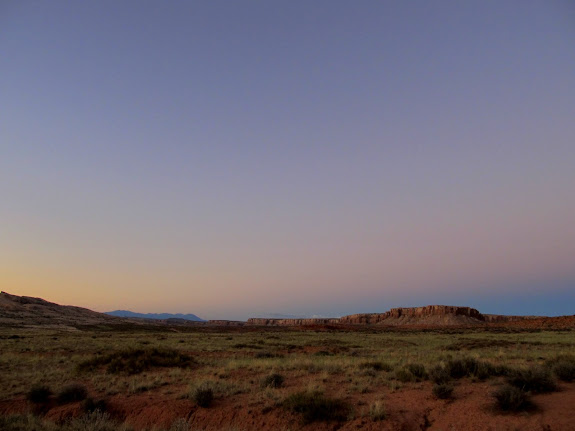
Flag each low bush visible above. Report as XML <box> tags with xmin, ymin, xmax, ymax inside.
<box><xmin>442</xmin><ymin>358</ymin><xmax>509</xmax><ymax>381</ymax></box>
<box><xmin>358</xmin><ymin>361</ymin><xmax>393</xmax><ymax>372</ymax></box>
<box><xmin>406</xmin><ymin>363</ymin><xmax>427</xmax><ymax>380</ymax></box>
<box><xmin>191</xmin><ymin>385</ymin><xmax>214</xmax><ymax>408</ymax></box>
<box><xmin>261</xmin><ymin>373</ymin><xmax>284</xmax><ymax>388</ymax></box>
<box><xmin>282</xmin><ymin>391</ymin><xmax>350</xmax><ymax>424</ymax></box>
<box><xmin>254</xmin><ymin>351</ymin><xmax>283</xmax><ymax>359</ymax></box>
<box><xmin>429</xmin><ymin>365</ymin><xmax>451</xmax><ymax>384</ymax></box>
<box><xmin>77</xmin><ymin>348</ymin><xmax>195</xmax><ymax>375</ymax></box>
<box><xmin>57</xmin><ymin>383</ymin><xmax>88</xmax><ymax>404</ymax></box>
<box><xmin>546</xmin><ymin>355</ymin><xmax>575</xmax><ymax>382</ymax></box>
<box><xmin>507</xmin><ymin>366</ymin><xmax>557</xmax><ymax>394</ymax></box>
<box><xmin>27</xmin><ymin>385</ymin><xmax>52</xmax><ymax>404</ymax></box>
<box><xmin>395</xmin><ymin>363</ymin><xmax>427</xmax><ymax>382</ymax></box>
<box><xmin>83</xmin><ymin>397</ymin><xmax>108</xmax><ymax>413</ymax></box>
<box><xmin>432</xmin><ymin>383</ymin><xmax>454</xmax><ymax>399</ymax></box>
<box><xmin>493</xmin><ymin>385</ymin><xmax>532</xmax><ymax>412</ymax></box>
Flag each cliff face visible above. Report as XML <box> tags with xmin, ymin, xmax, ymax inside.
<box><xmin>246</xmin><ymin>306</ymin><xmax>485</xmax><ymax>326</ymax></box>
<box><xmin>246</xmin><ymin>318</ymin><xmax>340</xmax><ymax>326</ymax></box>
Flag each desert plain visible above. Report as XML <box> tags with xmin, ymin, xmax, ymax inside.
<box><xmin>1</xmin><ymin>292</ymin><xmax>574</xmax><ymax>431</ymax></box>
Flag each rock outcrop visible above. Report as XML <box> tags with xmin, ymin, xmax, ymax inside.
<box><xmin>246</xmin><ymin>318</ymin><xmax>340</xmax><ymax>326</ymax></box>
<box><xmin>0</xmin><ymin>291</ymin><xmax>121</xmax><ymax>329</ymax></box>
<box><xmin>246</xmin><ymin>305</ymin><xmax>486</xmax><ymax>326</ymax></box>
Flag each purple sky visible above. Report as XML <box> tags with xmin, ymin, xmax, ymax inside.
<box><xmin>1</xmin><ymin>1</ymin><xmax>574</xmax><ymax>320</ymax></box>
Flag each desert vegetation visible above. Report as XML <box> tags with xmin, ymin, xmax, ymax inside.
<box><xmin>0</xmin><ymin>326</ymin><xmax>574</xmax><ymax>429</ymax></box>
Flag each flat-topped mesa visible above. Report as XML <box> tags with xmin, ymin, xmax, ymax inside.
<box><xmin>246</xmin><ymin>318</ymin><xmax>340</xmax><ymax>326</ymax></box>
<box><xmin>387</xmin><ymin>305</ymin><xmax>484</xmax><ymax>320</ymax></box>
<box><xmin>339</xmin><ymin>306</ymin><xmax>484</xmax><ymax>325</ymax></box>
<box><xmin>247</xmin><ymin>306</ymin><xmax>486</xmax><ymax>326</ymax></box>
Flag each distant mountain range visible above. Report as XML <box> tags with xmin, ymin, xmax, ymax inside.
<box><xmin>105</xmin><ymin>310</ymin><xmax>205</xmax><ymax>321</ymax></box>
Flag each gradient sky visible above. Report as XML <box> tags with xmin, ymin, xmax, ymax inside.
<box><xmin>1</xmin><ymin>1</ymin><xmax>574</xmax><ymax>320</ymax></box>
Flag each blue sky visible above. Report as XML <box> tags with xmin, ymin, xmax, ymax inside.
<box><xmin>1</xmin><ymin>1</ymin><xmax>574</xmax><ymax>320</ymax></box>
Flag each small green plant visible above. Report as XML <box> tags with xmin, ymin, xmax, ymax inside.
<box><xmin>432</xmin><ymin>383</ymin><xmax>454</xmax><ymax>399</ymax></box>
<box><xmin>26</xmin><ymin>385</ymin><xmax>52</xmax><ymax>404</ymax></box>
<box><xmin>192</xmin><ymin>385</ymin><xmax>214</xmax><ymax>408</ymax></box>
<box><xmin>493</xmin><ymin>385</ymin><xmax>532</xmax><ymax>412</ymax></box>
<box><xmin>507</xmin><ymin>366</ymin><xmax>557</xmax><ymax>394</ymax></box>
<box><xmin>57</xmin><ymin>383</ymin><xmax>88</xmax><ymax>404</ymax></box>
<box><xmin>282</xmin><ymin>391</ymin><xmax>349</xmax><ymax>424</ymax></box>
<box><xmin>368</xmin><ymin>400</ymin><xmax>386</xmax><ymax>421</ymax></box>
<box><xmin>261</xmin><ymin>373</ymin><xmax>284</xmax><ymax>388</ymax></box>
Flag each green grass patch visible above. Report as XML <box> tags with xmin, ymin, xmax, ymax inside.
<box><xmin>76</xmin><ymin>348</ymin><xmax>195</xmax><ymax>375</ymax></box>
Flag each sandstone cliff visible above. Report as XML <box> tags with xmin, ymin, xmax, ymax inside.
<box><xmin>246</xmin><ymin>305</ymin><xmax>486</xmax><ymax>326</ymax></box>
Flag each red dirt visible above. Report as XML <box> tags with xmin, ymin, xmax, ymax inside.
<box><xmin>2</xmin><ymin>381</ymin><xmax>574</xmax><ymax>430</ymax></box>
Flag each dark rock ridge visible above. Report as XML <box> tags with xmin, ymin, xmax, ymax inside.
<box><xmin>247</xmin><ymin>305</ymin><xmax>487</xmax><ymax>326</ymax></box>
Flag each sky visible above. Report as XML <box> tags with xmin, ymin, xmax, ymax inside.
<box><xmin>1</xmin><ymin>1</ymin><xmax>574</xmax><ymax>320</ymax></box>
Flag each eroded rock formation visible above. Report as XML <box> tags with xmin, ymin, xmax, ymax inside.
<box><xmin>247</xmin><ymin>305</ymin><xmax>486</xmax><ymax>326</ymax></box>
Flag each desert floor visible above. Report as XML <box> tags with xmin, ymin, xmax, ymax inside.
<box><xmin>0</xmin><ymin>324</ymin><xmax>574</xmax><ymax>430</ymax></box>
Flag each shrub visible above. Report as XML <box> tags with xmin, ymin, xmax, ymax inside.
<box><xmin>261</xmin><ymin>373</ymin><xmax>284</xmax><ymax>388</ymax></box>
<box><xmin>192</xmin><ymin>385</ymin><xmax>214</xmax><ymax>408</ymax></box>
<box><xmin>83</xmin><ymin>397</ymin><xmax>108</xmax><ymax>413</ymax></box>
<box><xmin>429</xmin><ymin>365</ymin><xmax>451</xmax><ymax>384</ymax></box>
<box><xmin>445</xmin><ymin>358</ymin><xmax>479</xmax><ymax>379</ymax></box>
<box><xmin>507</xmin><ymin>366</ymin><xmax>557</xmax><ymax>394</ymax></box>
<box><xmin>443</xmin><ymin>358</ymin><xmax>508</xmax><ymax>381</ymax></box>
<box><xmin>493</xmin><ymin>385</ymin><xmax>532</xmax><ymax>412</ymax></box>
<box><xmin>406</xmin><ymin>363</ymin><xmax>427</xmax><ymax>380</ymax></box>
<box><xmin>395</xmin><ymin>368</ymin><xmax>417</xmax><ymax>383</ymax></box>
<box><xmin>368</xmin><ymin>400</ymin><xmax>386</xmax><ymax>421</ymax></box>
<box><xmin>57</xmin><ymin>383</ymin><xmax>88</xmax><ymax>404</ymax></box>
<box><xmin>432</xmin><ymin>383</ymin><xmax>454</xmax><ymax>399</ymax></box>
<box><xmin>395</xmin><ymin>363</ymin><xmax>426</xmax><ymax>382</ymax></box>
<box><xmin>282</xmin><ymin>391</ymin><xmax>349</xmax><ymax>424</ymax></box>
<box><xmin>27</xmin><ymin>385</ymin><xmax>52</xmax><ymax>404</ymax></box>
<box><xmin>77</xmin><ymin>348</ymin><xmax>195</xmax><ymax>375</ymax></box>
<box><xmin>359</xmin><ymin>361</ymin><xmax>393</xmax><ymax>372</ymax></box>
<box><xmin>255</xmin><ymin>351</ymin><xmax>283</xmax><ymax>359</ymax></box>
<box><xmin>547</xmin><ymin>355</ymin><xmax>575</xmax><ymax>382</ymax></box>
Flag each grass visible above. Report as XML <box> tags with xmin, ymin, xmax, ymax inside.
<box><xmin>0</xmin><ymin>326</ymin><xmax>574</xmax><ymax>429</ymax></box>
<box><xmin>368</xmin><ymin>400</ymin><xmax>386</xmax><ymax>421</ymax></box>
<box><xmin>261</xmin><ymin>373</ymin><xmax>284</xmax><ymax>388</ymax></box>
<box><xmin>76</xmin><ymin>348</ymin><xmax>195</xmax><ymax>375</ymax></box>
<box><xmin>507</xmin><ymin>366</ymin><xmax>558</xmax><ymax>394</ymax></box>
<box><xmin>282</xmin><ymin>391</ymin><xmax>350</xmax><ymax>424</ymax></box>
<box><xmin>191</xmin><ymin>384</ymin><xmax>214</xmax><ymax>408</ymax></box>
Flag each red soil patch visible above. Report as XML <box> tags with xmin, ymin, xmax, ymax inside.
<box><xmin>3</xmin><ymin>381</ymin><xmax>574</xmax><ymax>430</ymax></box>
